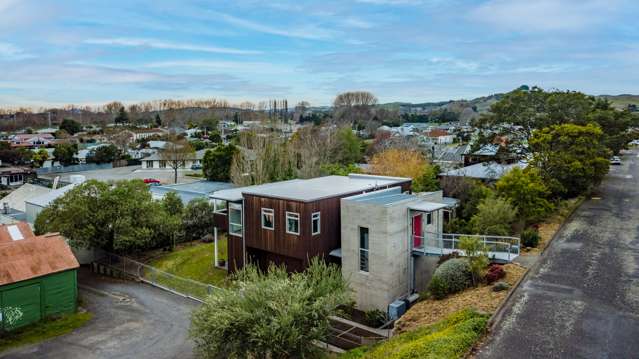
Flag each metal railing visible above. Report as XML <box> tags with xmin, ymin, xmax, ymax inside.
<box><xmin>412</xmin><ymin>232</ymin><xmax>520</xmax><ymax>261</ymax></box>
<box><xmin>96</xmin><ymin>252</ymin><xmax>219</xmax><ymax>302</ymax></box>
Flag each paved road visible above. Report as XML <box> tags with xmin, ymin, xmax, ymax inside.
<box><xmin>40</xmin><ymin>165</ymin><xmax>201</xmax><ymax>185</ymax></box>
<box><xmin>478</xmin><ymin>148</ymin><xmax>639</xmax><ymax>358</ymax></box>
<box><xmin>1</xmin><ymin>269</ymin><xmax>198</xmax><ymax>359</ymax></box>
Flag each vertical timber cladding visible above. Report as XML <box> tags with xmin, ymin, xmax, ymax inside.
<box><xmin>0</xmin><ymin>269</ymin><xmax>78</xmax><ymax>331</ymax></box>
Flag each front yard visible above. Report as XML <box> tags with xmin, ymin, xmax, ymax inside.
<box><xmin>146</xmin><ymin>236</ymin><xmax>229</xmax><ymax>288</ymax></box>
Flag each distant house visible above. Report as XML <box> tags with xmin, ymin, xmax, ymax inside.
<box><xmin>140</xmin><ymin>149</ymin><xmax>208</xmax><ymax>170</ymax></box>
<box><xmin>0</xmin><ymin>183</ymin><xmax>51</xmax><ymax>222</ymax></box>
<box><xmin>7</xmin><ymin>134</ymin><xmax>56</xmax><ymax>148</ymax></box>
<box><xmin>25</xmin><ymin>183</ymin><xmax>80</xmax><ymax>224</ymax></box>
<box><xmin>425</xmin><ymin>129</ymin><xmax>455</xmax><ymax>144</ymax></box>
<box><xmin>130</xmin><ymin>128</ymin><xmax>166</xmax><ymax>141</ymax></box>
<box><xmin>0</xmin><ymin>167</ymin><xmax>35</xmax><ymax>187</ymax></box>
<box><xmin>439</xmin><ymin>161</ymin><xmax>527</xmax><ymax>182</ymax></box>
<box><xmin>0</xmin><ymin>223</ymin><xmax>79</xmax><ymax>331</ymax></box>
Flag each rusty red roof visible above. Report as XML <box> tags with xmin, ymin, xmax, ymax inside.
<box><xmin>0</xmin><ymin>225</ymin><xmax>79</xmax><ymax>286</ymax></box>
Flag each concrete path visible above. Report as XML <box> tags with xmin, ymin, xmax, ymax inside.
<box><xmin>1</xmin><ymin>269</ymin><xmax>198</xmax><ymax>359</ymax></box>
<box><xmin>478</xmin><ymin>147</ymin><xmax>639</xmax><ymax>358</ymax></box>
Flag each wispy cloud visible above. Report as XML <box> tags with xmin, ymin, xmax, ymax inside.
<box><xmin>354</xmin><ymin>0</ymin><xmax>423</xmax><ymax>5</ymax></box>
<box><xmin>210</xmin><ymin>11</ymin><xmax>336</xmax><ymax>40</ymax></box>
<box><xmin>144</xmin><ymin>60</ymin><xmax>294</xmax><ymax>74</ymax></box>
<box><xmin>471</xmin><ymin>0</ymin><xmax>619</xmax><ymax>32</ymax></box>
<box><xmin>84</xmin><ymin>37</ymin><xmax>261</xmax><ymax>55</ymax></box>
<box><xmin>0</xmin><ymin>42</ymin><xmax>34</xmax><ymax>60</ymax></box>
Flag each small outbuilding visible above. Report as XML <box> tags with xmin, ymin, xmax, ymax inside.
<box><xmin>0</xmin><ymin>223</ymin><xmax>79</xmax><ymax>330</ymax></box>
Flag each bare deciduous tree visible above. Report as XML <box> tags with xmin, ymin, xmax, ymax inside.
<box><xmin>161</xmin><ymin>136</ymin><xmax>195</xmax><ymax>184</ymax></box>
<box><xmin>333</xmin><ymin>91</ymin><xmax>378</xmax><ymax>125</ymax></box>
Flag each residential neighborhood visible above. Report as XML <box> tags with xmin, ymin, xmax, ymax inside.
<box><xmin>2</xmin><ymin>1</ymin><xmax>639</xmax><ymax>358</ymax></box>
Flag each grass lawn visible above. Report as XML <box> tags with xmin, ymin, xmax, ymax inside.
<box><xmin>147</xmin><ymin>237</ymin><xmax>229</xmax><ymax>289</ymax></box>
<box><xmin>341</xmin><ymin>309</ymin><xmax>488</xmax><ymax>359</ymax></box>
<box><xmin>0</xmin><ymin>312</ymin><xmax>92</xmax><ymax>353</ymax></box>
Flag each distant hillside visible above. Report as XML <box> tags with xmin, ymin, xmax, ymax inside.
<box><xmin>597</xmin><ymin>94</ymin><xmax>639</xmax><ymax>110</ymax></box>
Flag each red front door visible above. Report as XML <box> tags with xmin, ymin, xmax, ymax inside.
<box><xmin>413</xmin><ymin>214</ymin><xmax>422</xmax><ymax>248</ymax></box>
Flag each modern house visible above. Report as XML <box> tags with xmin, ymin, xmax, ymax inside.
<box><xmin>0</xmin><ymin>223</ymin><xmax>79</xmax><ymax>330</ymax></box>
<box><xmin>209</xmin><ymin>174</ymin><xmax>412</xmax><ymax>273</ymax></box>
<box><xmin>210</xmin><ymin>174</ymin><xmax>520</xmax><ymax>313</ymax></box>
<box><xmin>7</xmin><ymin>133</ymin><xmax>56</xmax><ymax>148</ymax></box>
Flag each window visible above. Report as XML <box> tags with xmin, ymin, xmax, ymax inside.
<box><xmin>425</xmin><ymin>213</ymin><xmax>432</xmax><ymax>225</ymax></box>
<box><xmin>286</xmin><ymin>212</ymin><xmax>300</xmax><ymax>235</ymax></box>
<box><xmin>229</xmin><ymin>203</ymin><xmax>243</xmax><ymax>237</ymax></box>
<box><xmin>146</xmin><ymin>160</ymin><xmax>154</xmax><ymax>168</ymax></box>
<box><xmin>359</xmin><ymin>227</ymin><xmax>369</xmax><ymax>272</ymax></box>
<box><xmin>312</xmin><ymin>212</ymin><xmax>321</xmax><ymax>235</ymax></box>
<box><xmin>213</xmin><ymin>199</ymin><xmax>227</xmax><ymax>214</ymax></box>
<box><xmin>261</xmin><ymin>208</ymin><xmax>274</xmax><ymax>230</ymax></box>
<box><xmin>9</xmin><ymin>174</ymin><xmax>22</xmax><ymax>183</ymax></box>
<box><xmin>159</xmin><ymin>160</ymin><xmax>166</xmax><ymax>169</ymax></box>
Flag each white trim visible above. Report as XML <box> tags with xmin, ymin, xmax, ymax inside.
<box><xmin>286</xmin><ymin>211</ymin><xmax>300</xmax><ymax>235</ymax></box>
<box><xmin>359</xmin><ymin>226</ymin><xmax>369</xmax><ymax>272</ymax></box>
<box><xmin>261</xmin><ymin>208</ymin><xmax>275</xmax><ymax>230</ymax></box>
<box><xmin>213</xmin><ymin>199</ymin><xmax>227</xmax><ymax>215</ymax></box>
<box><xmin>229</xmin><ymin>202</ymin><xmax>243</xmax><ymax>237</ymax></box>
<box><xmin>311</xmin><ymin>212</ymin><xmax>321</xmax><ymax>235</ymax></box>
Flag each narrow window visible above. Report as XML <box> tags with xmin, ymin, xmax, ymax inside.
<box><xmin>426</xmin><ymin>213</ymin><xmax>432</xmax><ymax>225</ymax></box>
<box><xmin>229</xmin><ymin>203</ymin><xmax>243</xmax><ymax>237</ymax></box>
<box><xmin>146</xmin><ymin>160</ymin><xmax>154</xmax><ymax>168</ymax></box>
<box><xmin>159</xmin><ymin>160</ymin><xmax>166</xmax><ymax>168</ymax></box>
<box><xmin>286</xmin><ymin>212</ymin><xmax>300</xmax><ymax>235</ymax></box>
<box><xmin>261</xmin><ymin>208</ymin><xmax>274</xmax><ymax>230</ymax></box>
<box><xmin>213</xmin><ymin>199</ymin><xmax>227</xmax><ymax>214</ymax></box>
<box><xmin>311</xmin><ymin>212</ymin><xmax>321</xmax><ymax>235</ymax></box>
<box><xmin>359</xmin><ymin>227</ymin><xmax>369</xmax><ymax>272</ymax></box>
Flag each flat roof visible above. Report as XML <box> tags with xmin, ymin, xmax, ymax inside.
<box><xmin>440</xmin><ymin>161</ymin><xmax>527</xmax><ymax>180</ymax></box>
<box><xmin>409</xmin><ymin>202</ymin><xmax>449</xmax><ymax>212</ymax></box>
<box><xmin>151</xmin><ymin>180</ymin><xmax>234</xmax><ymax>203</ymax></box>
<box><xmin>210</xmin><ymin>174</ymin><xmax>410</xmax><ymax>202</ymax></box>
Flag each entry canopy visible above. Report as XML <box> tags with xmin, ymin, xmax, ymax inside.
<box><xmin>408</xmin><ymin>201</ymin><xmax>448</xmax><ymax>213</ymax></box>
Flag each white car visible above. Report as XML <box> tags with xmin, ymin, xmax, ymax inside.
<box><xmin>610</xmin><ymin>156</ymin><xmax>622</xmax><ymax>165</ymax></box>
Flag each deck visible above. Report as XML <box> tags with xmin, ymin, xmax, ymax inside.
<box><xmin>412</xmin><ymin>233</ymin><xmax>520</xmax><ymax>262</ymax></box>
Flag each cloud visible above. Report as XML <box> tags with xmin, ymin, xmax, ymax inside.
<box><xmin>84</xmin><ymin>37</ymin><xmax>261</xmax><ymax>55</ymax></box>
<box><xmin>341</xmin><ymin>17</ymin><xmax>374</xmax><ymax>29</ymax></box>
<box><xmin>210</xmin><ymin>11</ymin><xmax>336</xmax><ymax>40</ymax></box>
<box><xmin>354</xmin><ymin>0</ymin><xmax>423</xmax><ymax>5</ymax></box>
<box><xmin>471</xmin><ymin>0</ymin><xmax>618</xmax><ymax>32</ymax></box>
<box><xmin>0</xmin><ymin>42</ymin><xmax>34</xmax><ymax>60</ymax></box>
<box><xmin>144</xmin><ymin>60</ymin><xmax>294</xmax><ymax>74</ymax></box>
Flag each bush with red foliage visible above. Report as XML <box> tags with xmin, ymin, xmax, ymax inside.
<box><xmin>485</xmin><ymin>264</ymin><xmax>506</xmax><ymax>284</ymax></box>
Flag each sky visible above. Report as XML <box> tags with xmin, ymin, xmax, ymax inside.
<box><xmin>1</xmin><ymin>0</ymin><xmax>638</xmax><ymax>108</ymax></box>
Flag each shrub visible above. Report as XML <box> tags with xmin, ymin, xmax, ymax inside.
<box><xmin>458</xmin><ymin>236</ymin><xmax>489</xmax><ymax>286</ymax></box>
<box><xmin>430</xmin><ymin>258</ymin><xmax>472</xmax><ymax>297</ymax></box>
<box><xmin>364</xmin><ymin>309</ymin><xmax>388</xmax><ymax>328</ymax></box>
<box><xmin>428</xmin><ymin>276</ymin><xmax>448</xmax><ymax>300</ymax></box>
<box><xmin>492</xmin><ymin>281</ymin><xmax>511</xmax><ymax>292</ymax></box>
<box><xmin>469</xmin><ymin>196</ymin><xmax>517</xmax><ymax>236</ymax></box>
<box><xmin>485</xmin><ymin>264</ymin><xmax>506</xmax><ymax>284</ymax></box>
<box><xmin>521</xmin><ymin>228</ymin><xmax>541</xmax><ymax>248</ymax></box>
<box><xmin>437</xmin><ymin>251</ymin><xmax>461</xmax><ymax>265</ymax></box>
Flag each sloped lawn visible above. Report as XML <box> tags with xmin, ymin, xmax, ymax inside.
<box><xmin>341</xmin><ymin>309</ymin><xmax>488</xmax><ymax>359</ymax></box>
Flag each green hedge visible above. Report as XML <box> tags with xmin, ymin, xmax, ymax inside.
<box><xmin>341</xmin><ymin>309</ymin><xmax>489</xmax><ymax>359</ymax></box>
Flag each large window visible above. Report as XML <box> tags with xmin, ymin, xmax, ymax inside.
<box><xmin>146</xmin><ymin>160</ymin><xmax>154</xmax><ymax>168</ymax></box>
<box><xmin>213</xmin><ymin>199</ymin><xmax>227</xmax><ymax>214</ymax></box>
<box><xmin>359</xmin><ymin>227</ymin><xmax>369</xmax><ymax>272</ymax></box>
<box><xmin>425</xmin><ymin>212</ymin><xmax>432</xmax><ymax>225</ymax></box>
<box><xmin>159</xmin><ymin>160</ymin><xmax>166</xmax><ymax>169</ymax></box>
<box><xmin>286</xmin><ymin>212</ymin><xmax>300</xmax><ymax>235</ymax></box>
<box><xmin>261</xmin><ymin>208</ymin><xmax>274</xmax><ymax>230</ymax></box>
<box><xmin>229</xmin><ymin>203</ymin><xmax>243</xmax><ymax>237</ymax></box>
<box><xmin>312</xmin><ymin>212</ymin><xmax>321</xmax><ymax>235</ymax></box>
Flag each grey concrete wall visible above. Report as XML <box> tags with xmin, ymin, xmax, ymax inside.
<box><xmin>414</xmin><ymin>256</ymin><xmax>439</xmax><ymax>293</ymax></box>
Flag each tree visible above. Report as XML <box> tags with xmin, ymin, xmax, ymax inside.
<box><xmin>34</xmin><ymin>180</ymin><xmax>176</xmax><ymax>253</ymax></box>
<box><xmin>182</xmin><ymin>198</ymin><xmax>216</xmax><ymax>242</ymax></box>
<box><xmin>369</xmin><ymin>148</ymin><xmax>439</xmax><ymax>192</ymax></box>
<box><xmin>529</xmin><ymin>123</ymin><xmax>610</xmax><ymax>198</ymax></box>
<box><xmin>87</xmin><ymin>144</ymin><xmax>121</xmax><ymax>164</ymax></box>
<box><xmin>0</xmin><ymin>142</ymin><xmax>31</xmax><ymax>165</ymax></box>
<box><xmin>190</xmin><ymin>258</ymin><xmax>349</xmax><ymax>359</ymax></box>
<box><xmin>160</xmin><ymin>136</ymin><xmax>195</xmax><ymax>184</ymax></box>
<box><xmin>202</xmin><ymin>144</ymin><xmax>238</xmax><ymax>182</ymax></box>
<box><xmin>162</xmin><ymin>191</ymin><xmax>184</xmax><ymax>216</ymax></box>
<box><xmin>230</xmin><ymin>131</ymin><xmax>295</xmax><ymax>186</ymax></box>
<box><xmin>31</xmin><ymin>148</ymin><xmax>49</xmax><ymax>168</ymax></box>
<box><xmin>496</xmin><ymin>167</ymin><xmax>553</xmax><ymax>224</ymax></box>
<box><xmin>333</xmin><ymin>126</ymin><xmax>363</xmax><ymax>164</ymax></box>
<box><xmin>469</xmin><ymin>196</ymin><xmax>517</xmax><ymax>236</ymax></box>
<box><xmin>333</xmin><ymin>91</ymin><xmax>378</xmax><ymax>124</ymax></box>
<box><xmin>53</xmin><ymin>143</ymin><xmax>78</xmax><ymax>166</ymax></box>
<box><xmin>59</xmin><ymin>118</ymin><xmax>82</xmax><ymax>135</ymax></box>
<box><xmin>114</xmin><ymin>106</ymin><xmax>129</xmax><ymax>124</ymax></box>
<box><xmin>458</xmin><ymin>237</ymin><xmax>489</xmax><ymax>286</ymax></box>
<box><xmin>155</xmin><ymin>113</ymin><xmax>162</xmax><ymax>127</ymax></box>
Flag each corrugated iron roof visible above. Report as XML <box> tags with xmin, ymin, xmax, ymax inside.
<box><xmin>0</xmin><ymin>232</ymin><xmax>79</xmax><ymax>286</ymax></box>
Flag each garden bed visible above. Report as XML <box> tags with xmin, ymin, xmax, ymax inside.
<box><xmin>394</xmin><ymin>263</ymin><xmax>526</xmax><ymax>334</ymax></box>
<box><xmin>520</xmin><ymin>197</ymin><xmax>584</xmax><ymax>255</ymax></box>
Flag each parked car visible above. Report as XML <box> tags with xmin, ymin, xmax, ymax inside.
<box><xmin>610</xmin><ymin>156</ymin><xmax>622</xmax><ymax>165</ymax></box>
<box><xmin>191</xmin><ymin>163</ymin><xmax>202</xmax><ymax>170</ymax></box>
<box><xmin>144</xmin><ymin>178</ymin><xmax>161</xmax><ymax>185</ymax></box>
<box><xmin>629</xmin><ymin>139</ymin><xmax>639</xmax><ymax>146</ymax></box>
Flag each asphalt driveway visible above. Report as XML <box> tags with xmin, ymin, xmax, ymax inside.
<box><xmin>478</xmin><ymin>148</ymin><xmax>639</xmax><ymax>358</ymax></box>
<box><xmin>1</xmin><ymin>269</ymin><xmax>198</xmax><ymax>359</ymax></box>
